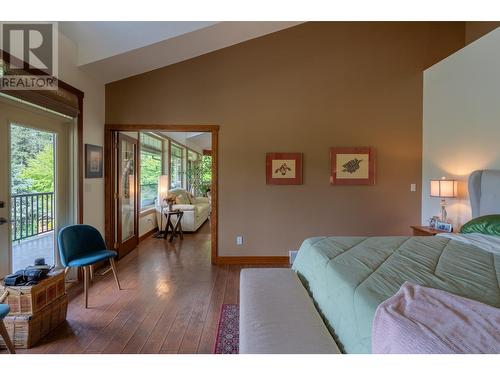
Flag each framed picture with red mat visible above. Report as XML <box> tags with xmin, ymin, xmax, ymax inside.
<box><xmin>330</xmin><ymin>147</ymin><xmax>375</xmax><ymax>185</ymax></box>
<box><xmin>266</xmin><ymin>152</ymin><xmax>303</xmax><ymax>185</ymax></box>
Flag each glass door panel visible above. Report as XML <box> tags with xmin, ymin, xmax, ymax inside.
<box><xmin>120</xmin><ymin>140</ymin><xmax>135</xmax><ymax>241</ymax></box>
<box><xmin>10</xmin><ymin>125</ymin><xmax>56</xmax><ymax>271</ymax></box>
<box><xmin>116</xmin><ymin>133</ymin><xmax>138</xmax><ymax>257</ymax></box>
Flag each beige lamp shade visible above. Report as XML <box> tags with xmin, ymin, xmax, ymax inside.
<box><xmin>158</xmin><ymin>175</ymin><xmax>169</xmax><ymax>202</ymax></box>
<box><xmin>430</xmin><ymin>178</ymin><xmax>457</xmax><ymax>198</ymax></box>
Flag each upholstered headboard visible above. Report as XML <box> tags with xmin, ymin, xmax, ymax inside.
<box><xmin>468</xmin><ymin>170</ymin><xmax>500</xmax><ymax>218</ymax></box>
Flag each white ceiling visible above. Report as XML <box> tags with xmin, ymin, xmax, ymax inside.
<box><xmin>59</xmin><ymin>21</ymin><xmax>218</xmax><ymax>65</ymax></box>
<box><xmin>59</xmin><ymin>21</ymin><xmax>302</xmax><ymax>83</ymax></box>
<box><xmin>185</xmin><ymin>132</ymin><xmax>205</xmax><ymax>139</ymax></box>
<box><xmin>188</xmin><ymin>133</ymin><xmax>211</xmax><ymax>151</ymax></box>
<box><xmin>159</xmin><ymin>131</ymin><xmax>211</xmax><ymax>152</ymax></box>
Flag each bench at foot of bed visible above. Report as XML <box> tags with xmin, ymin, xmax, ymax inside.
<box><xmin>239</xmin><ymin>268</ymin><xmax>340</xmax><ymax>354</ymax></box>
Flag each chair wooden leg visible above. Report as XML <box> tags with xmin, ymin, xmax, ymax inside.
<box><xmin>109</xmin><ymin>258</ymin><xmax>121</xmax><ymax>291</ymax></box>
<box><xmin>83</xmin><ymin>266</ymin><xmax>89</xmax><ymax>308</ymax></box>
<box><xmin>64</xmin><ymin>267</ymin><xmax>70</xmax><ymax>276</ymax></box>
<box><xmin>89</xmin><ymin>265</ymin><xmax>94</xmax><ymax>282</ymax></box>
<box><xmin>0</xmin><ymin>320</ymin><xmax>15</xmax><ymax>354</ymax></box>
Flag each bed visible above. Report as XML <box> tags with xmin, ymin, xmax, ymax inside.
<box><xmin>292</xmin><ymin>169</ymin><xmax>500</xmax><ymax>353</ymax></box>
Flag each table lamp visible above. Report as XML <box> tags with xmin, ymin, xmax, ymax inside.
<box><xmin>158</xmin><ymin>175</ymin><xmax>169</xmax><ymax>203</ymax></box>
<box><xmin>430</xmin><ymin>177</ymin><xmax>457</xmax><ymax>222</ymax></box>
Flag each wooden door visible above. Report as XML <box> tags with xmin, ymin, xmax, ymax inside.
<box><xmin>0</xmin><ymin>97</ymin><xmax>74</xmax><ymax>276</ymax></box>
<box><xmin>116</xmin><ymin>133</ymin><xmax>138</xmax><ymax>258</ymax></box>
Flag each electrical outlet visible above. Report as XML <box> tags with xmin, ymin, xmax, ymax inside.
<box><xmin>410</xmin><ymin>183</ymin><xmax>416</xmax><ymax>192</ymax></box>
<box><xmin>236</xmin><ymin>236</ymin><xmax>243</xmax><ymax>245</ymax></box>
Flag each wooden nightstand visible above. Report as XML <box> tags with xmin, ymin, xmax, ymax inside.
<box><xmin>410</xmin><ymin>225</ymin><xmax>449</xmax><ymax>236</ymax></box>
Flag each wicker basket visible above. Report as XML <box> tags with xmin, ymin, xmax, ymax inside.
<box><xmin>0</xmin><ymin>294</ymin><xmax>68</xmax><ymax>349</ymax></box>
<box><xmin>0</xmin><ymin>270</ymin><xmax>65</xmax><ymax>315</ymax></box>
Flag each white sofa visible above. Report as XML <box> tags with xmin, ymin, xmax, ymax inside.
<box><xmin>155</xmin><ymin>188</ymin><xmax>210</xmax><ymax>232</ymax></box>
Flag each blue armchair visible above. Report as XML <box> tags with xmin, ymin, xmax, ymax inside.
<box><xmin>58</xmin><ymin>225</ymin><xmax>121</xmax><ymax>308</ymax></box>
<box><xmin>0</xmin><ymin>303</ymin><xmax>15</xmax><ymax>353</ymax></box>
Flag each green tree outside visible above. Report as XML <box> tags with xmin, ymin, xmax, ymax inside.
<box><xmin>19</xmin><ymin>143</ymin><xmax>54</xmax><ymax>193</ymax></box>
<box><xmin>140</xmin><ymin>151</ymin><xmax>162</xmax><ymax>206</ymax></box>
<box><xmin>186</xmin><ymin>155</ymin><xmax>212</xmax><ymax>196</ymax></box>
<box><xmin>10</xmin><ymin>125</ymin><xmax>54</xmax><ymax>194</ymax></box>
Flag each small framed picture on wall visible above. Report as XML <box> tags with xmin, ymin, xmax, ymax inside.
<box><xmin>330</xmin><ymin>147</ymin><xmax>375</xmax><ymax>185</ymax></box>
<box><xmin>266</xmin><ymin>152</ymin><xmax>303</xmax><ymax>185</ymax></box>
<box><xmin>85</xmin><ymin>144</ymin><xmax>103</xmax><ymax>178</ymax></box>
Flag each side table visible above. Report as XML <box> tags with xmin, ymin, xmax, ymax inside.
<box><xmin>163</xmin><ymin>210</ymin><xmax>184</xmax><ymax>242</ymax></box>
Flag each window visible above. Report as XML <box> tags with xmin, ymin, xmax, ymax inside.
<box><xmin>140</xmin><ymin>133</ymin><xmax>162</xmax><ymax>208</ymax></box>
<box><xmin>200</xmin><ymin>155</ymin><xmax>212</xmax><ymax>194</ymax></box>
<box><xmin>170</xmin><ymin>143</ymin><xmax>184</xmax><ymax>189</ymax></box>
<box><xmin>186</xmin><ymin>150</ymin><xmax>199</xmax><ymax>193</ymax></box>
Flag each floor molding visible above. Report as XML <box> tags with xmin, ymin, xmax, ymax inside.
<box><xmin>139</xmin><ymin>227</ymin><xmax>158</xmax><ymax>243</ymax></box>
<box><xmin>216</xmin><ymin>256</ymin><xmax>289</xmax><ymax>265</ymax></box>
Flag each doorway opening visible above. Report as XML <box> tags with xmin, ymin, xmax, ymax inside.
<box><xmin>104</xmin><ymin>125</ymin><xmax>219</xmax><ymax>264</ymax></box>
<box><xmin>10</xmin><ymin>124</ymin><xmax>56</xmax><ymax>271</ymax></box>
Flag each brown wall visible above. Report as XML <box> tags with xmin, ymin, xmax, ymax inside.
<box><xmin>465</xmin><ymin>22</ymin><xmax>500</xmax><ymax>45</ymax></box>
<box><xmin>106</xmin><ymin>22</ymin><xmax>466</xmax><ymax>257</ymax></box>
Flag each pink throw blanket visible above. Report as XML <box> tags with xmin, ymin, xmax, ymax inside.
<box><xmin>372</xmin><ymin>282</ymin><xmax>500</xmax><ymax>354</ymax></box>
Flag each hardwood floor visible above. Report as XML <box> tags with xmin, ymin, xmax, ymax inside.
<box><xmin>8</xmin><ymin>222</ymin><xmax>286</xmax><ymax>354</ymax></box>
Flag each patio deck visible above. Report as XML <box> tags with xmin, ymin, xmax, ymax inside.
<box><xmin>12</xmin><ymin>231</ymin><xmax>55</xmax><ymax>272</ymax></box>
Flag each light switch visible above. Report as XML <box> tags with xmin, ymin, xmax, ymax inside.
<box><xmin>410</xmin><ymin>183</ymin><xmax>416</xmax><ymax>192</ymax></box>
<box><xmin>236</xmin><ymin>236</ymin><xmax>243</xmax><ymax>245</ymax></box>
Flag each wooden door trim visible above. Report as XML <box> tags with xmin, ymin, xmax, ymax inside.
<box><xmin>104</xmin><ymin>124</ymin><xmax>219</xmax><ymax>264</ymax></box>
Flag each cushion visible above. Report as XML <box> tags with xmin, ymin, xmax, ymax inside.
<box><xmin>240</xmin><ymin>268</ymin><xmax>340</xmax><ymax>354</ymax></box>
<box><xmin>194</xmin><ymin>197</ymin><xmax>210</xmax><ymax>204</ymax></box>
<box><xmin>170</xmin><ymin>204</ymin><xmax>195</xmax><ymax>211</ymax></box>
<box><xmin>67</xmin><ymin>249</ymin><xmax>117</xmax><ymax>267</ymax></box>
<box><xmin>0</xmin><ymin>304</ymin><xmax>10</xmax><ymax>319</ymax></box>
<box><xmin>460</xmin><ymin>215</ymin><xmax>500</xmax><ymax>236</ymax></box>
<box><xmin>169</xmin><ymin>189</ymin><xmax>190</xmax><ymax>205</ymax></box>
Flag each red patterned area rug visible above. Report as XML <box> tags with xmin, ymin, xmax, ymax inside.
<box><xmin>213</xmin><ymin>304</ymin><xmax>239</xmax><ymax>354</ymax></box>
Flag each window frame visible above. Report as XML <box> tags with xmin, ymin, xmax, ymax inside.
<box><xmin>139</xmin><ymin>132</ymin><xmax>164</xmax><ymax>211</ymax></box>
<box><xmin>169</xmin><ymin>141</ymin><xmax>185</xmax><ymax>190</ymax></box>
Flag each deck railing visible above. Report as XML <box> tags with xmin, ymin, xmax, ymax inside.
<box><xmin>11</xmin><ymin>192</ymin><xmax>54</xmax><ymax>242</ymax></box>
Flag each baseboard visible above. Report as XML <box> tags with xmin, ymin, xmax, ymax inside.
<box><xmin>139</xmin><ymin>227</ymin><xmax>158</xmax><ymax>242</ymax></box>
<box><xmin>216</xmin><ymin>256</ymin><xmax>289</xmax><ymax>265</ymax></box>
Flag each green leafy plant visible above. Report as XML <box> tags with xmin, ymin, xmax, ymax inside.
<box><xmin>186</xmin><ymin>155</ymin><xmax>212</xmax><ymax>196</ymax></box>
<box><xmin>10</xmin><ymin>125</ymin><xmax>53</xmax><ymax>194</ymax></box>
<box><xmin>19</xmin><ymin>143</ymin><xmax>54</xmax><ymax>193</ymax></box>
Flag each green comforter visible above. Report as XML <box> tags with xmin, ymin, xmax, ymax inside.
<box><xmin>291</xmin><ymin>236</ymin><xmax>500</xmax><ymax>353</ymax></box>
